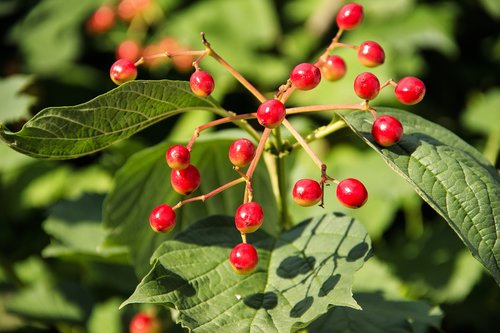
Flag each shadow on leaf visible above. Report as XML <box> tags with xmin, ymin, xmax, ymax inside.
<box><xmin>290</xmin><ymin>296</ymin><xmax>314</xmax><ymax>318</ymax></box>
<box><xmin>244</xmin><ymin>292</ymin><xmax>278</xmax><ymax>310</ymax></box>
<box><xmin>347</xmin><ymin>241</ymin><xmax>369</xmax><ymax>262</ymax></box>
<box><xmin>318</xmin><ymin>274</ymin><xmax>340</xmax><ymax>297</ymax></box>
<box><xmin>277</xmin><ymin>255</ymin><xmax>316</xmax><ymax>279</ymax></box>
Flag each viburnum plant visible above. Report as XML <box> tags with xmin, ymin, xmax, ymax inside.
<box><xmin>1</xmin><ymin>2</ymin><xmax>498</xmax><ymax>332</ymax></box>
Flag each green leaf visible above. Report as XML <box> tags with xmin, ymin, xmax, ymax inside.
<box><xmin>122</xmin><ymin>212</ymin><xmax>371</xmax><ymax>333</ymax></box>
<box><xmin>0</xmin><ymin>80</ymin><xmax>223</xmax><ymax>159</ymax></box>
<box><xmin>339</xmin><ymin>108</ymin><xmax>500</xmax><ymax>284</ymax></box>
<box><xmin>87</xmin><ymin>298</ymin><xmax>124</xmax><ymax>333</ymax></box>
<box><xmin>461</xmin><ymin>88</ymin><xmax>500</xmax><ymax>135</ymax></box>
<box><xmin>0</xmin><ymin>75</ymin><xmax>36</xmax><ymax>123</ymax></box>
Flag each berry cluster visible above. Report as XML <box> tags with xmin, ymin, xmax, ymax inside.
<box><xmin>112</xmin><ymin>2</ymin><xmax>426</xmax><ymax>275</ymax></box>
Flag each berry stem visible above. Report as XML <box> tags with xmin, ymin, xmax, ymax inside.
<box><xmin>135</xmin><ymin>50</ymin><xmax>207</xmax><ymax>66</ymax></box>
<box><xmin>290</xmin><ymin>118</ymin><xmax>347</xmax><ymax>150</ymax></box>
<box><xmin>318</xmin><ymin>28</ymin><xmax>344</xmax><ymax>63</ymax></box>
<box><xmin>282</xmin><ymin>118</ymin><xmax>324</xmax><ymax>170</ymax></box>
<box><xmin>380</xmin><ymin>79</ymin><xmax>398</xmax><ymax>90</ymax></box>
<box><xmin>245</xmin><ymin>128</ymin><xmax>272</xmax><ymax>201</ymax></box>
<box><xmin>286</xmin><ymin>102</ymin><xmax>367</xmax><ymax>115</ymax></box>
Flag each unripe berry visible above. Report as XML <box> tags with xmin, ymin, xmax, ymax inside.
<box><xmin>371</xmin><ymin>115</ymin><xmax>404</xmax><ymax>147</ymax></box>
<box><xmin>116</xmin><ymin>39</ymin><xmax>142</xmax><ymax>62</ymax></box>
<box><xmin>110</xmin><ymin>59</ymin><xmax>137</xmax><ymax>85</ymax></box>
<box><xmin>257</xmin><ymin>99</ymin><xmax>286</xmax><ymax>129</ymax></box>
<box><xmin>228</xmin><ymin>138</ymin><xmax>255</xmax><ymax>168</ymax></box>
<box><xmin>354</xmin><ymin>72</ymin><xmax>380</xmax><ymax>100</ymax></box>
<box><xmin>292</xmin><ymin>179</ymin><xmax>323</xmax><ymax>207</ymax></box>
<box><xmin>320</xmin><ymin>55</ymin><xmax>347</xmax><ymax>81</ymax></box>
<box><xmin>86</xmin><ymin>5</ymin><xmax>115</xmax><ymax>34</ymax></box>
<box><xmin>166</xmin><ymin>144</ymin><xmax>190</xmax><ymax>170</ymax></box>
<box><xmin>290</xmin><ymin>63</ymin><xmax>322</xmax><ymax>90</ymax></box>
<box><xmin>336</xmin><ymin>3</ymin><xmax>364</xmax><ymax>30</ymax></box>
<box><xmin>235</xmin><ymin>202</ymin><xmax>264</xmax><ymax>233</ymax></box>
<box><xmin>357</xmin><ymin>41</ymin><xmax>385</xmax><ymax>67</ymax></box>
<box><xmin>129</xmin><ymin>312</ymin><xmax>162</xmax><ymax>333</ymax></box>
<box><xmin>394</xmin><ymin>77</ymin><xmax>426</xmax><ymax>105</ymax></box>
<box><xmin>190</xmin><ymin>70</ymin><xmax>215</xmax><ymax>97</ymax></box>
<box><xmin>149</xmin><ymin>204</ymin><xmax>176</xmax><ymax>233</ymax></box>
<box><xmin>170</xmin><ymin>164</ymin><xmax>200</xmax><ymax>195</ymax></box>
<box><xmin>229</xmin><ymin>243</ymin><xmax>258</xmax><ymax>275</ymax></box>
<box><xmin>336</xmin><ymin>178</ymin><xmax>368</xmax><ymax>208</ymax></box>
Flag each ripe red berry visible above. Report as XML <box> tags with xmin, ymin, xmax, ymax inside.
<box><xmin>110</xmin><ymin>59</ymin><xmax>137</xmax><ymax>85</ymax></box>
<box><xmin>118</xmin><ymin>0</ymin><xmax>152</xmax><ymax>22</ymax></box>
<box><xmin>116</xmin><ymin>39</ymin><xmax>142</xmax><ymax>62</ymax></box>
<box><xmin>235</xmin><ymin>202</ymin><xmax>264</xmax><ymax>233</ymax></box>
<box><xmin>336</xmin><ymin>178</ymin><xmax>368</xmax><ymax>208</ymax></box>
<box><xmin>394</xmin><ymin>77</ymin><xmax>426</xmax><ymax>105</ymax></box>
<box><xmin>290</xmin><ymin>63</ymin><xmax>322</xmax><ymax>90</ymax></box>
<box><xmin>228</xmin><ymin>138</ymin><xmax>256</xmax><ymax>168</ymax></box>
<box><xmin>292</xmin><ymin>179</ymin><xmax>323</xmax><ymax>207</ymax></box>
<box><xmin>257</xmin><ymin>99</ymin><xmax>286</xmax><ymax>129</ymax></box>
<box><xmin>149</xmin><ymin>204</ymin><xmax>176</xmax><ymax>233</ymax></box>
<box><xmin>371</xmin><ymin>115</ymin><xmax>404</xmax><ymax>147</ymax></box>
<box><xmin>170</xmin><ymin>164</ymin><xmax>200</xmax><ymax>195</ymax></box>
<box><xmin>354</xmin><ymin>72</ymin><xmax>380</xmax><ymax>100</ymax></box>
<box><xmin>357</xmin><ymin>41</ymin><xmax>385</xmax><ymax>67</ymax></box>
<box><xmin>336</xmin><ymin>3</ymin><xmax>364</xmax><ymax>30</ymax></box>
<box><xmin>129</xmin><ymin>312</ymin><xmax>161</xmax><ymax>333</ymax></box>
<box><xmin>190</xmin><ymin>70</ymin><xmax>215</xmax><ymax>97</ymax></box>
<box><xmin>229</xmin><ymin>243</ymin><xmax>258</xmax><ymax>275</ymax></box>
<box><xmin>86</xmin><ymin>5</ymin><xmax>115</xmax><ymax>34</ymax></box>
<box><xmin>320</xmin><ymin>55</ymin><xmax>347</xmax><ymax>81</ymax></box>
<box><xmin>166</xmin><ymin>144</ymin><xmax>190</xmax><ymax>170</ymax></box>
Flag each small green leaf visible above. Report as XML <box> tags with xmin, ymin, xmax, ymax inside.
<box><xmin>122</xmin><ymin>212</ymin><xmax>371</xmax><ymax>333</ymax></box>
<box><xmin>0</xmin><ymin>75</ymin><xmax>36</xmax><ymax>123</ymax></box>
<box><xmin>340</xmin><ymin>108</ymin><xmax>500</xmax><ymax>284</ymax></box>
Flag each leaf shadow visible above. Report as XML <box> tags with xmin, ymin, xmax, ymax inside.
<box><xmin>244</xmin><ymin>292</ymin><xmax>278</xmax><ymax>310</ymax></box>
<box><xmin>150</xmin><ymin>264</ymin><xmax>196</xmax><ymax>297</ymax></box>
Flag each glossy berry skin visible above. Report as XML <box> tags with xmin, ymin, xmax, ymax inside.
<box><xmin>229</xmin><ymin>138</ymin><xmax>255</xmax><ymax>168</ymax></box>
<box><xmin>320</xmin><ymin>55</ymin><xmax>347</xmax><ymax>81</ymax></box>
<box><xmin>336</xmin><ymin>3</ymin><xmax>364</xmax><ymax>30</ymax></box>
<box><xmin>229</xmin><ymin>243</ymin><xmax>258</xmax><ymax>275</ymax></box>
<box><xmin>336</xmin><ymin>178</ymin><xmax>368</xmax><ymax>209</ymax></box>
<box><xmin>110</xmin><ymin>59</ymin><xmax>137</xmax><ymax>85</ymax></box>
<box><xmin>290</xmin><ymin>63</ymin><xmax>322</xmax><ymax>90</ymax></box>
<box><xmin>166</xmin><ymin>144</ymin><xmax>190</xmax><ymax>170</ymax></box>
<box><xmin>129</xmin><ymin>312</ymin><xmax>161</xmax><ymax>333</ymax></box>
<box><xmin>149</xmin><ymin>204</ymin><xmax>176</xmax><ymax>233</ymax></box>
<box><xmin>190</xmin><ymin>70</ymin><xmax>215</xmax><ymax>97</ymax></box>
<box><xmin>354</xmin><ymin>72</ymin><xmax>380</xmax><ymax>100</ymax></box>
<box><xmin>292</xmin><ymin>179</ymin><xmax>322</xmax><ymax>207</ymax></box>
<box><xmin>170</xmin><ymin>164</ymin><xmax>200</xmax><ymax>195</ymax></box>
<box><xmin>394</xmin><ymin>77</ymin><xmax>426</xmax><ymax>105</ymax></box>
<box><xmin>371</xmin><ymin>115</ymin><xmax>404</xmax><ymax>147</ymax></box>
<box><xmin>357</xmin><ymin>41</ymin><xmax>385</xmax><ymax>67</ymax></box>
<box><xmin>257</xmin><ymin>99</ymin><xmax>286</xmax><ymax>129</ymax></box>
<box><xmin>235</xmin><ymin>202</ymin><xmax>264</xmax><ymax>233</ymax></box>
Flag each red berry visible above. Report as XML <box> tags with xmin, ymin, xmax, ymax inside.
<box><xmin>357</xmin><ymin>41</ymin><xmax>385</xmax><ymax>67</ymax></box>
<box><xmin>320</xmin><ymin>55</ymin><xmax>347</xmax><ymax>81</ymax></box>
<box><xmin>129</xmin><ymin>312</ymin><xmax>161</xmax><ymax>333</ymax></box>
<box><xmin>86</xmin><ymin>5</ymin><xmax>115</xmax><ymax>34</ymax></box>
<box><xmin>235</xmin><ymin>202</ymin><xmax>264</xmax><ymax>233</ymax></box>
<box><xmin>290</xmin><ymin>63</ymin><xmax>321</xmax><ymax>90</ymax></box>
<box><xmin>336</xmin><ymin>178</ymin><xmax>368</xmax><ymax>208</ymax></box>
<box><xmin>394</xmin><ymin>77</ymin><xmax>426</xmax><ymax>105</ymax></box>
<box><xmin>354</xmin><ymin>72</ymin><xmax>380</xmax><ymax>100</ymax></box>
<box><xmin>170</xmin><ymin>164</ymin><xmax>200</xmax><ymax>195</ymax></box>
<box><xmin>292</xmin><ymin>179</ymin><xmax>323</xmax><ymax>207</ymax></box>
<box><xmin>256</xmin><ymin>99</ymin><xmax>286</xmax><ymax>129</ymax></box>
<box><xmin>118</xmin><ymin>0</ymin><xmax>152</xmax><ymax>22</ymax></box>
<box><xmin>190</xmin><ymin>70</ymin><xmax>215</xmax><ymax>97</ymax></box>
<box><xmin>149</xmin><ymin>204</ymin><xmax>176</xmax><ymax>233</ymax></box>
<box><xmin>371</xmin><ymin>115</ymin><xmax>404</xmax><ymax>147</ymax></box>
<box><xmin>110</xmin><ymin>59</ymin><xmax>137</xmax><ymax>85</ymax></box>
<box><xmin>229</xmin><ymin>243</ymin><xmax>258</xmax><ymax>275</ymax></box>
<box><xmin>116</xmin><ymin>39</ymin><xmax>142</xmax><ymax>62</ymax></box>
<box><xmin>336</xmin><ymin>3</ymin><xmax>364</xmax><ymax>30</ymax></box>
<box><xmin>166</xmin><ymin>144</ymin><xmax>190</xmax><ymax>170</ymax></box>
<box><xmin>228</xmin><ymin>138</ymin><xmax>255</xmax><ymax>168</ymax></box>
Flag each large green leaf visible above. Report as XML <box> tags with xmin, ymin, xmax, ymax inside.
<box><xmin>339</xmin><ymin>108</ymin><xmax>500</xmax><ymax>284</ymax></box>
<box><xmin>0</xmin><ymin>80</ymin><xmax>223</xmax><ymax>159</ymax></box>
<box><xmin>122</xmin><ymin>213</ymin><xmax>371</xmax><ymax>333</ymax></box>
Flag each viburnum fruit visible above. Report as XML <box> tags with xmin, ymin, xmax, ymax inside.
<box><xmin>229</xmin><ymin>243</ymin><xmax>258</xmax><ymax>275</ymax></box>
<box><xmin>320</xmin><ymin>55</ymin><xmax>347</xmax><ymax>81</ymax></box>
<box><xmin>336</xmin><ymin>3</ymin><xmax>364</xmax><ymax>30</ymax></box>
<box><xmin>110</xmin><ymin>59</ymin><xmax>137</xmax><ymax>85</ymax></box>
<box><xmin>235</xmin><ymin>202</ymin><xmax>264</xmax><ymax>233</ymax></box>
<box><xmin>371</xmin><ymin>115</ymin><xmax>404</xmax><ymax>147</ymax></box>
<box><xmin>86</xmin><ymin>5</ymin><xmax>115</xmax><ymax>34</ymax></box>
<box><xmin>166</xmin><ymin>144</ymin><xmax>190</xmax><ymax>170</ymax></box>
<box><xmin>170</xmin><ymin>164</ymin><xmax>201</xmax><ymax>195</ymax></box>
<box><xmin>394</xmin><ymin>76</ymin><xmax>426</xmax><ymax>105</ymax></box>
<box><xmin>118</xmin><ymin>0</ymin><xmax>152</xmax><ymax>22</ymax></box>
<box><xmin>228</xmin><ymin>138</ymin><xmax>256</xmax><ymax>168</ymax></box>
<box><xmin>292</xmin><ymin>179</ymin><xmax>322</xmax><ymax>207</ymax></box>
<box><xmin>129</xmin><ymin>312</ymin><xmax>162</xmax><ymax>333</ymax></box>
<box><xmin>149</xmin><ymin>204</ymin><xmax>176</xmax><ymax>233</ymax></box>
<box><xmin>336</xmin><ymin>178</ymin><xmax>368</xmax><ymax>208</ymax></box>
<box><xmin>290</xmin><ymin>63</ymin><xmax>322</xmax><ymax>90</ymax></box>
<box><xmin>357</xmin><ymin>41</ymin><xmax>385</xmax><ymax>67</ymax></box>
<box><xmin>256</xmin><ymin>99</ymin><xmax>286</xmax><ymax>128</ymax></box>
<box><xmin>354</xmin><ymin>72</ymin><xmax>380</xmax><ymax>100</ymax></box>
<box><xmin>116</xmin><ymin>39</ymin><xmax>142</xmax><ymax>62</ymax></box>
<box><xmin>190</xmin><ymin>70</ymin><xmax>215</xmax><ymax>97</ymax></box>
